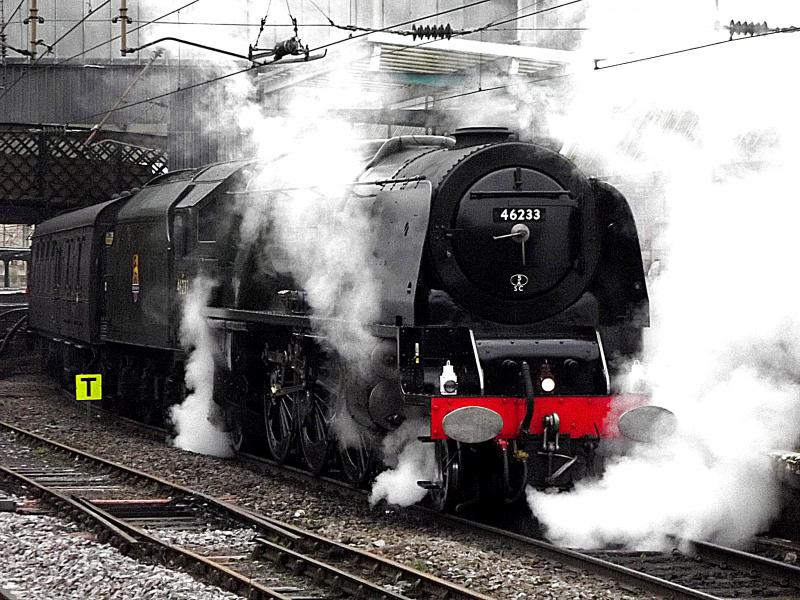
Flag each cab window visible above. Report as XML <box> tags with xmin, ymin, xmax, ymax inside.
<box><xmin>197</xmin><ymin>201</ymin><xmax>217</xmax><ymax>242</ymax></box>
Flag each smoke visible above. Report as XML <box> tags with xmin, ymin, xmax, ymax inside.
<box><xmin>524</xmin><ymin>0</ymin><xmax>800</xmax><ymax>549</ymax></box>
<box><xmin>368</xmin><ymin>419</ymin><xmax>436</xmax><ymax>507</ymax></box>
<box><xmin>232</xmin><ymin>53</ymin><xmax>382</xmax><ymax>367</ymax></box>
<box><xmin>170</xmin><ymin>277</ymin><xmax>234</xmax><ymax>458</ymax></box>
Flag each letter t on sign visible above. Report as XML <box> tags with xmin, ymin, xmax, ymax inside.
<box><xmin>75</xmin><ymin>374</ymin><xmax>103</xmax><ymax>400</ymax></box>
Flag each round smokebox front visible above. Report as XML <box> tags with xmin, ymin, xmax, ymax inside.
<box><xmin>428</xmin><ymin>143</ymin><xmax>600</xmax><ymax>324</ymax></box>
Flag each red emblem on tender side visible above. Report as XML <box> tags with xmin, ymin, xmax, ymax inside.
<box><xmin>131</xmin><ymin>254</ymin><xmax>140</xmax><ymax>302</ymax></box>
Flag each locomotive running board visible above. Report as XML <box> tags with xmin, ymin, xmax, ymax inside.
<box><xmin>203</xmin><ymin>306</ymin><xmax>398</xmax><ymax>338</ymax></box>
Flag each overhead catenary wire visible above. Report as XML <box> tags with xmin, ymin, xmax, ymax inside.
<box><xmin>4</xmin><ymin>19</ymin><xmax>589</xmax><ymax>31</ymax></box>
<box><xmin>0</xmin><ymin>0</ymin><xmax>24</xmax><ymax>36</ymax></box>
<box><xmin>402</xmin><ymin>22</ymin><xmax>800</xmax><ymax>110</ymax></box>
<box><xmin>73</xmin><ymin>0</ymin><xmax>587</xmax><ymax>122</ymax></box>
<box><xmin>403</xmin><ymin>71</ymin><xmax>571</xmax><ymax>111</ymax></box>
<box><xmin>306</xmin><ymin>0</ymin><xmax>569</xmax><ymax>39</ymax></box>
<box><xmin>593</xmin><ymin>24</ymin><xmax>799</xmax><ymax>70</ymax></box>
<box><xmin>0</xmin><ymin>0</ymin><xmax>111</xmax><ymax>102</ymax></box>
<box><xmin>0</xmin><ymin>0</ymin><xmax>204</xmax><ymax>105</ymax></box>
<box><xmin>53</xmin><ymin>0</ymin><xmax>203</xmax><ymax>67</ymax></box>
<box><xmin>71</xmin><ymin>0</ymin><xmax>497</xmax><ymax>122</ymax></box>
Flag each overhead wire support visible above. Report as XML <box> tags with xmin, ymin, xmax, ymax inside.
<box><xmin>726</xmin><ymin>20</ymin><xmax>779</xmax><ymax>39</ymax></box>
<box><xmin>112</xmin><ymin>0</ymin><xmax>133</xmax><ymax>55</ymax></box>
<box><xmin>54</xmin><ymin>0</ymin><xmax>203</xmax><ymax>67</ymax></box>
<box><xmin>23</xmin><ymin>0</ymin><xmax>44</xmax><ymax>60</ymax></box>
<box><xmin>247</xmin><ymin>2</ymin><xmax>322</xmax><ymax>64</ymax></box>
<box><xmin>73</xmin><ymin>0</ymin><xmax>530</xmax><ymax>122</ymax></box>
<box><xmin>307</xmin><ymin>0</ymin><xmax>580</xmax><ymax>42</ymax></box>
<box><xmin>0</xmin><ymin>0</ymin><xmax>202</xmax><ymax>103</ymax></box>
<box><xmin>123</xmin><ymin>0</ymin><xmax>325</xmax><ymax>64</ymax></box>
<box><xmin>74</xmin><ymin>0</ymin><xmax>492</xmax><ymax>121</ymax></box>
<box><xmin>251</xmin><ymin>0</ymin><xmax>273</xmax><ymax>48</ymax></box>
<box><xmin>0</xmin><ymin>0</ymin><xmax>111</xmax><ymax>103</ymax></box>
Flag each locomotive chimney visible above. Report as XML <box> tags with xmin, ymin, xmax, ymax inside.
<box><xmin>451</xmin><ymin>127</ymin><xmax>513</xmax><ymax>148</ymax></box>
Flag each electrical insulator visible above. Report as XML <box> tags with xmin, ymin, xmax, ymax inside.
<box><xmin>727</xmin><ymin>20</ymin><xmax>771</xmax><ymax>39</ymax></box>
<box><xmin>411</xmin><ymin>23</ymin><xmax>453</xmax><ymax>41</ymax></box>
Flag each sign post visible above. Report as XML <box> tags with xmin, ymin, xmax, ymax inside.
<box><xmin>75</xmin><ymin>374</ymin><xmax>103</xmax><ymax>432</ymax></box>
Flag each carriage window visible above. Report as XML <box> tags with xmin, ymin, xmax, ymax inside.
<box><xmin>65</xmin><ymin>240</ymin><xmax>72</xmax><ymax>288</ymax></box>
<box><xmin>76</xmin><ymin>238</ymin><xmax>83</xmax><ymax>286</ymax></box>
<box><xmin>55</xmin><ymin>245</ymin><xmax>62</xmax><ymax>288</ymax></box>
<box><xmin>197</xmin><ymin>201</ymin><xmax>217</xmax><ymax>242</ymax></box>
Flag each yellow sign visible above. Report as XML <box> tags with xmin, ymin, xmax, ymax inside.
<box><xmin>75</xmin><ymin>374</ymin><xmax>103</xmax><ymax>400</ymax></box>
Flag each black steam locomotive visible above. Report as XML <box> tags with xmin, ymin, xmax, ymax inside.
<box><xmin>28</xmin><ymin>127</ymin><xmax>650</xmax><ymax>509</ymax></box>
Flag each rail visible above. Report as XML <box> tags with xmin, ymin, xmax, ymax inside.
<box><xmin>0</xmin><ymin>420</ymin><xmax>493</xmax><ymax>600</ymax></box>
<box><xmin>46</xmin><ymin>400</ymin><xmax>800</xmax><ymax>600</ymax></box>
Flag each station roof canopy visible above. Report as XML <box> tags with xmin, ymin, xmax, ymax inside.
<box><xmin>362</xmin><ymin>32</ymin><xmax>571</xmax><ymax>75</ymax></box>
<box><xmin>252</xmin><ymin>33</ymin><xmax>572</xmax><ymax>126</ymax></box>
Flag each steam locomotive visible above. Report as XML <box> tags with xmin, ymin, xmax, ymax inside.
<box><xmin>28</xmin><ymin>126</ymin><xmax>653</xmax><ymax>510</ymax></box>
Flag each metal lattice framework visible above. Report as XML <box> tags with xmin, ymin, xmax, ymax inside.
<box><xmin>0</xmin><ymin>127</ymin><xmax>167</xmax><ymax>223</ymax></box>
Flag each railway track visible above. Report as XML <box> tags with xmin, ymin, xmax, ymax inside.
<box><xmin>0</xmin><ymin>420</ymin><xmax>493</xmax><ymax>600</ymax></box>
<box><xmin>581</xmin><ymin>543</ymin><xmax>800</xmax><ymax>599</ymax></box>
<box><xmin>49</xmin><ymin>400</ymin><xmax>800</xmax><ymax>600</ymax></box>
<box><xmin>431</xmin><ymin>513</ymin><xmax>800</xmax><ymax>600</ymax></box>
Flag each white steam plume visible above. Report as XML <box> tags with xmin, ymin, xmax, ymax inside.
<box><xmin>170</xmin><ymin>277</ymin><xmax>234</xmax><ymax>458</ymax></box>
<box><xmin>368</xmin><ymin>419</ymin><xmax>436</xmax><ymax>507</ymax></box>
<box><xmin>233</xmin><ymin>47</ymin><xmax>383</xmax><ymax>368</ymax></box>
<box><xmin>213</xmin><ymin>47</ymin><xmax>387</xmax><ymax>457</ymax></box>
<box><xmin>525</xmin><ymin>0</ymin><xmax>800</xmax><ymax>549</ymax></box>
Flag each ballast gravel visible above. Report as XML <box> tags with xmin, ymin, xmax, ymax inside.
<box><xmin>0</xmin><ymin>373</ymin><xmax>655</xmax><ymax>600</ymax></box>
<box><xmin>0</xmin><ymin>508</ymin><xmax>240</xmax><ymax>600</ymax></box>
<box><xmin>151</xmin><ymin>527</ymin><xmax>258</xmax><ymax>554</ymax></box>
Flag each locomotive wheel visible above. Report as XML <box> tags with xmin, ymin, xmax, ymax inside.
<box><xmin>298</xmin><ymin>388</ymin><xmax>332</xmax><ymax>475</ymax></box>
<box><xmin>136</xmin><ymin>368</ymin><xmax>156</xmax><ymax>425</ymax></box>
<box><xmin>264</xmin><ymin>365</ymin><xmax>300</xmax><ymax>464</ymax></box>
<box><xmin>264</xmin><ymin>392</ymin><xmax>295</xmax><ymax>463</ymax></box>
<box><xmin>430</xmin><ymin>440</ymin><xmax>462</xmax><ymax>512</ymax></box>
<box><xmin>162</xmin><ymin>366</ymin><xmax>187</xmax><ymax>431</ymax></box>
<box><xmin>299</xmin><ymin>360</ymin><xmax>338</xmax><ymax>475</ymax></box>
<box><xmin>339</xmin><ymin>432</ymin><xmax>374</xmax><ymax>487</ymax></box>
<box><xmin>225</xmin><ymin>375</ymin><xmax>251</xmax><ymax>455</ymax></box>
<box><xmin>332</xmin><ymin>364</ymin><xmax>375</xmax><ymax>486</ymax></box>
<box><xmin>227</xmin><ymin>412</ymin><xmax>246</xmax><ymax>454</ymax></box>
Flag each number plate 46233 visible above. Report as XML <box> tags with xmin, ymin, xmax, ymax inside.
<box><xmin>493</xmin><ymin>207</ymin><xmax>545</xmax><ymax>222</ymax></box>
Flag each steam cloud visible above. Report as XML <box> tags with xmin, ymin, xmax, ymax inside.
<box><xmin>225</xmin><ymin>48</ymin><xmax>390</xmax><ymax>461</ymax></box>
<box><xmin>170</xmin><ymin>277</ymin><xmax>234</xmax><ymax>458</ymax></box>
<box><xmin>524</xmin><ymin>0</ymin><xmax>800</xmax><ymax>549</ymax></box>
<box><xmin>135</xmin><ymin>2</ymin><xmax>390</xmax><ymax>467</ymax></box>
<box><xmin>145</xmin><ymin>2</ymin><xmax>800</xmax><ymax>525</ymax></box>
<box><xmin>369</xmin><ymin>419</ymin><xmax>436</xmax><ymax>507</ymax></box>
